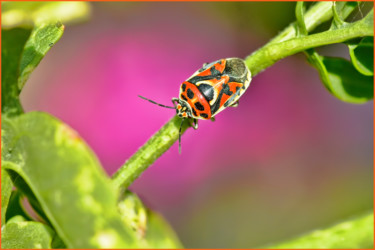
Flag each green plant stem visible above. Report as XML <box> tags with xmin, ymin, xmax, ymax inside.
<box><xmin>112</xmin><ymin>2</ymin><xmax>369</xmax><ymax>190</ymax></box>
<box><xmin>270</xmin><ymin>1</ymin><xmax>333</xmax><ymax>44</ymax></box>
<box><xmin>246</xmin><ymin>13</ymin><xmax>373</xmax><ymax>76</ymax></box>
<box><xmin>270</xmin><ymin>2</ymin><xmax>357</xmax><ymax>44</ymax></box>
<box><xmin>112</xmin><ymin>116</ymin><xmax>189</xmax><ymax>189</ymax></box>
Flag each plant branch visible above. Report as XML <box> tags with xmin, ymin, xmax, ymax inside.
<box><xmin>246</xmin><ymin>12</ymin><xmax>373</xmax><ymax>76</ymax></box>
<box><xmin>112</xmin><ymin>116</ymin><xmax>189</xmax><ymax>189</ymax></box>
<box><xmin>270</xmin><ymin>1</ymin><xmax>333</xmax><ymax>44</ymax></box>
<box><xmin>112</xmin><ymin>2</ymin><xmax>369</xmax><ymax>189</ymax></box>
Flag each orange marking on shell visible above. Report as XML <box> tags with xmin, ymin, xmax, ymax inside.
<box><xmin>196</xmin><ymin>59</ymin><xmax>226</xmax><ymax>77</ymax></box>
<box><xmin>181</xmin><ymin>82</ymin><xmax>211</xmax><ymax>119</ymax></box>
<box><xmin>214</xmin><ymin>59</ymin><xmax>226</xmax><ymax>73</ymax></box>
<box><xmin>219</xmin><ymin>81</ymin><xmax>243</xmax><ymax>107</ymax></box>
<box><xmin>207</xmin><ymin>75</ymin><xmax>229</xmax><ymax>94</ymax></box>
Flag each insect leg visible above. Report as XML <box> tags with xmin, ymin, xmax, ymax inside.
<box><xmin>192</xmin><ymin>118</ymin><xmax>198</xmax><ymax>130</ymax></box>
<box><xmin>178</xmin><ymin>118</ymin><xmax>184</xmax><ymax>154</ymax></box>
<box><xmin>230</xmin><ymin>101</ymin><xmax>239</xmax><ymax>107</ymax></box>
<box><xmin>171</xmin><ymin>97</ymin><xmax>179</xmax><ymax>108</ymax></box>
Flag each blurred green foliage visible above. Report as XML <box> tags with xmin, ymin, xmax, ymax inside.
<box><xmin>212</xmin><ymin>2</ymin><xmax>296</xmax><ymax>36</ymax></box>
<box><xmin>118</xmin><ymin>190</ymin><xmax>183</xmax><ymax>248</ymax></box>
<box><xmin>298</xmin><ymin>2</ymin><xmax>374</xmax><ymax>103</ymax></box>
<box><xmin>1</xmin><ymin>27</ymin><xmax>31</xmax><ymax>116</ymax></box>
<box><xmin>1</xmin><ymin>216</ymin><xmax>56</xmax><ymax>249</ymax></box>
<box><xmin>1</xmin><ymin>168</ymin><xmax>13</xmax><ymax>226</ymax></box>
<box><xmin>348</xmin><ymin>36</ymin><xmax>374</xmax><ymax>76</ymax></box>
<box><xmin>1</xmin><ymin>2</ymin><xmax>188</xmax><ymax>248</ymax></box>
<box><xmin>2</xmin><ymin>112</ymin><xmax>142</xmax><ymax>248</ymax></box>
<box><xmin>2</xmin><ymin>2</ymin><xmax>90</xmax><ymax>27</ymax></box>
<box><xmin>270</xmin><ymin>212</ymin><xmax>374</xmax><ymax>248</ymax></box>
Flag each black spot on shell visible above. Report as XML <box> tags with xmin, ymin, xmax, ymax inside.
<box><xmin>181</xmin><ymin>94</ymin><xmax>188</xmax><ymax>101</ymax></box>
<box><xmin>187</xmin><ymin>88</ymin><xmax>194</xmax><ymax>99</ymax></box>
<box><xmin>194</xmin><ymin>102</ymin><xmax>204</xmax><ymax>111</ymax></box>
<box><xmin>200</xmin><ymin>113</ymin><xmax>208</xmax><ymax>118</ymax></box>
<box><xmin>181</xmin><ymin>83</ymin><xmax>187</xmax><ymax>92</ymax></box>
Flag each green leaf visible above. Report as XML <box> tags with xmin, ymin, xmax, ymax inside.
<box><xmin>1</xmin><ymin>168</ymin><xmax>13</xmax><ymax>226</ymax></box>
<box><xmin>348</xmin><ymin>36</ymin><xmax>374</xmax><ymax>76</ymax></box>
<box><xmin>5</xmin><ymin>214</ymin><xmax>67</xmax><ymax>249</ymax></box>
<box><xmin>331</xmin><ymin>2</ymin><xmax>347</xmax><ymax>29</ymax></box>
<box><xmin>2</xmin><ymin>122</ymin><xmax>50</xmax><ymax>223</ymax></box>
<box><xmin>1</xmin><ymin>22</ymin><xmax>63</xmax><ymax>117</ymax></box>
<box><xmin>118</xmin><ymin>190</ymin><xmax>183</xmax><ymax>248</ymax></box>
<box><xmin>335</xmin><ymin>2</ymin><xmax>358</xmax><ymax>22</ymax></box>
<box><xmin>118</xmin><ymin>190</ymin><xmax>148</xmax><ymax>239</ymax></box>
<box><xmin>331</xmin><ymin>2</ymin><xmax>370</xmax><ymax>30</ymax></box>
<box><xmin>360</xmin><ymin>8</ymin><xmax>374</xmax><ymax>34</ymax></box>
<box><xmin>51</xmin><ymin>233</ymin><xmax>67</xmax><ymax>249</ymax></box>
<box><xmin>302</xmin><ymin>5</ymin><xmax>373</xmax><ymax>103</ymax></box>
<box><xmin>5</xmin><ymin>169</ymin><xmax>51</xmax><ymax>224</ymax></box>
<box><xmin>18</xmin><ymin>22</ymin><xmax>64</xmax><ymax>89</ymax></box>
<box><xmin>5</xmin><ymin>190</ymin><xmax>34</xmax><ymax>224</ymax></box>
<box><xmin>7</xmin><ymin>214</ymin><xmax>27</xmax><ymax>223</ymax></box>
<box><xmin>1</xmin><ymin>28</ymin><xmax>31</xmax><ymax>116</ymax></box>
<box><xmin>2</xmin><ymin>112</ymin><xmax>143</xmax><ymax>248</ymax></box>
<box><xmin>307</xmin><ymin>52</ymin><xmax>373</xmax><ymax>103</ymax></box>
<box><xmin>268</xmin><ymin>212</ymin><xmax>374</xmax><ymax>248</ymax></box>
<box><xmin>1</xmin><ymin>219</ymin><xmax>55</xmax><ymax>249</ymax></box>
<box><xmin>2</xmin><ymin>2</ymin><xmax>91</xmax><ymax>28</ymax></box>
<box><xmin>1</xmin><ymin>2</ymin><xmax>88</xmax><ymax>117</ymax></box>
<box><xmin>145</xmin><ymin>211</ymin><xmax>183</xmax><ymax>249</ymax></box>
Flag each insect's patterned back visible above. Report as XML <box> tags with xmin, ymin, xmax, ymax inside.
<box><xmin>179</xmin><ymin>58</ymin><xmax>251</xmax><ymax>120</ymax></box>
<box><xmin>138</xmin><ymin>57</ymin><xmax>252</xmax><ymax>153</ymax></box>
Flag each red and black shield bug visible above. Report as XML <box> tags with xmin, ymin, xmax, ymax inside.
<box><xmin>139</xmin><ymin>57</ymin><xmax>251</xmax><ymax>153</ymax></box>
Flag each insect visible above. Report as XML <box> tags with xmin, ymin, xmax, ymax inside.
<box><xmin>139</xmin><ymin>57</ymin><xmax>251</xmax><ymax>153</ymax></box>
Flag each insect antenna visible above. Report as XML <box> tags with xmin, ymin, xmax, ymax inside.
<box><xmin>178</xmin><ymin>118</ymin><xmax>184</xmax><ymax>154</ymax></box>
<box><xmin>138</xmin><ymin>95</ymin><xmax>175</xmax><ymax>109</ymax></box>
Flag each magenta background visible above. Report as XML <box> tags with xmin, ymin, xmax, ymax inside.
<box><xmin>20</xmin><ymin>2</ymin><xmax>373</xmax><ymax>248</ymax></box>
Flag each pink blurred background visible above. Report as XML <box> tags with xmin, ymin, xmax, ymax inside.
<box><xmin>20</xmin><ymin>2</ymin><xmax>373</xmax><ymax>248</ymax></box>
